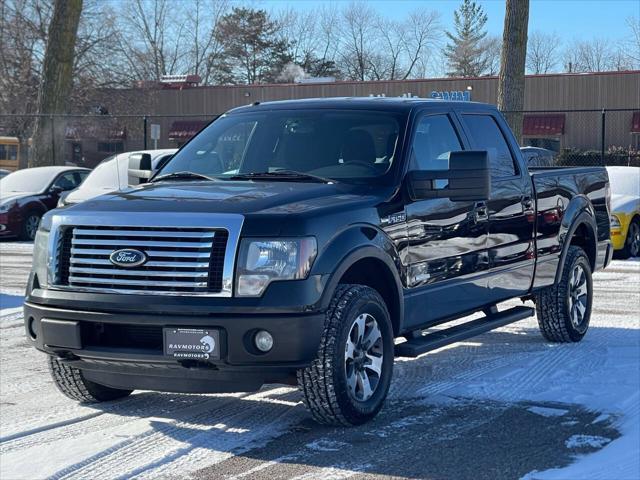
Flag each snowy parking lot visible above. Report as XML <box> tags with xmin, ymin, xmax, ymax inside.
<box><xmin>0</xmin><ymin>240</ymin><xmax>638</xmax><ymax>480</ymax></box>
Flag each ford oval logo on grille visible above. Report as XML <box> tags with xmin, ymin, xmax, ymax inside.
<box><xmin>109</xmin><ymin>248</ymin><xmax>147</xmax><ymax>268</ymax></box>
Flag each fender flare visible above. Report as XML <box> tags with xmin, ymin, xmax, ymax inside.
<box><xmin>313</xmin><ymin>226</ymin><xmax>405</xmax><ymax>333</ymax></box>
<box><xmin>555</xmin><ymin>208</ymin><xmax>597</xmax><ymax>284</ymax></box>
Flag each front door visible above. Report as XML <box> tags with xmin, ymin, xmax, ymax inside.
<box><xmin>403</xmin><ymin>111</ymin><xmax>490</xmax><ymax>329</ymax></box>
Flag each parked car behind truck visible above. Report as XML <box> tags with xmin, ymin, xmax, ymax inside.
<box><xmin>607</xmin><ymin>166</ymin><xmax>640</xmax><ymax>258</ymax></box>
<box><xmin>59</xmin><ymin>149</ymin><xmax>177</xmax><ymax>206</ymax></box>
<box><xmin>25</xmin><ymin>98</ymin><xmax>612</xmax><ymax>426</ymax></box>
<box><xmin>0</xmin><ymin>166</ymin><xmax>89</xmax><ymax>240</ymax></box>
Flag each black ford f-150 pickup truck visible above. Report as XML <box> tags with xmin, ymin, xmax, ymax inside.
<box><xmin>24</xmin><ymin>98</ymin><xmax>612</xmax><ymax>425</ymax></box>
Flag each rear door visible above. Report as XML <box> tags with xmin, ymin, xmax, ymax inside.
<box><xmin>458</xmin><ymin>111</ymin><xmax>535</xmax><ymax>301</ymax></box>
<box><xmin>403</xmin><ymin>110</ymin><xmax>490</xmax><ymax>328</ymax></box>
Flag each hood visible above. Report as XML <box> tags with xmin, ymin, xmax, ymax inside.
<box><xmin>65</xmin><ymin>186</ymin><xmax>118</xmax><ymax>205</ymax></box>
<box><xmin>611</xmin><ymin>194</ymin><xmax>639</xmax><ymax>215</ymax></box>
<box><xmin>66</xmin><ymin>180</ymin><xmax>386</xmax><ymax>217</ymax></box>
<box><xmin>0</xmin><ymin>192</ymin><xmax>32</xmax><ymax>206</ymax></box>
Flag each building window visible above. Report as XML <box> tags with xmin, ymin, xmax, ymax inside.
<box><xmin>97</xmin><ymin>142</ymin><xmax>124</xmax><ymax>153</ymax></box>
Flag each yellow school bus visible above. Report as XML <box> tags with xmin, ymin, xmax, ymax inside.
<box><xmin>0</xmin><ymin>136</ymin><xmax>20</xmax><ymax>171</ymax></box>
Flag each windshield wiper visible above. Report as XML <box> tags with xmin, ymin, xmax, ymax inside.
<box><xmin>229</xmin><ymin>170</ymin><xmax>335</xmax><ymax>184</ymax></box>
<box><xmin>151</xmin><ymin>171</ymin><xmax>216</xmax><ymax>183</ymax></box>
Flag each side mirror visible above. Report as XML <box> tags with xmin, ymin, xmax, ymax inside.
<box><xmin>128</xmin><ymin>153</ymin><xmax>153</xmax><ymax>185</ymax></box>
<box><xmin>50</xmin><ymin>185</ymin><xmax>64</xmax><ymax>195</ymax></box>
<box><xmin>407</xmin><ymin>150</ymin><xmax>491</xmax><ymax>202</ymax></box>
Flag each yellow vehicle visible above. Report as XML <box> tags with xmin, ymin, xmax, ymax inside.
<box><xmin>0</xmin><ymin>136</ymin><xmax>20</xmax><ymax>172</ymax></box>
<box><xmin>607</xmin><ymin>166</ymin><xmax>640</xmax><ymax>258</ymax></box>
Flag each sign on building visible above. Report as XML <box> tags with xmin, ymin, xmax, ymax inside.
<box><xmin>430</xmin><ymin>91</ymin><xmax>471</xmax><ymax>101</ymax></box>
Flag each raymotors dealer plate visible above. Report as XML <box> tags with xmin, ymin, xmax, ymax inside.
<box><xmin>163</xmin><ymin>328</ymin><xmax>220</xmax><ymax>360</ymax></box>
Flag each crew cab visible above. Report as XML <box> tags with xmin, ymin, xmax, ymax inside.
<box><xmin>24</xmin><ymin>98</ymin><xmax>612</xmax><ymax>426</ymax></box>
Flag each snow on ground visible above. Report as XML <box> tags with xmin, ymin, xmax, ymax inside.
<box><xmin>0</xmin><ymin>239</ymin><xmax>638</xmax><ymax>479</ymax></box>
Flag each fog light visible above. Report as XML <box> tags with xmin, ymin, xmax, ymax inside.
<box><xmin>27</xmin><ymin>317</ymin><xmax>37</xmax><ymax>340</ymax></box>
<box><xmin>254</xmin><ymin>330</ymin><xmax>273</xmax><ymax>352</ymax></box>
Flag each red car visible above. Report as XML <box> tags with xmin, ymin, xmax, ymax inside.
<box><xmin>0</xmin><ymin>166</ymin><xmax>90</xmax><ymax>240</ymax></box>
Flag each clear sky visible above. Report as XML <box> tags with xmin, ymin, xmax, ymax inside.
<box><xmin>258</xmin><ymin>0</ymin><xmax>640</xmax><ymax>43</ymax></box>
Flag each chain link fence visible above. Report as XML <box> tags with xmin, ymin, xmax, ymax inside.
<box><xmin>0</xmin><ymin>108</ymin><xmax>638</xmax><ymax>171</ymax></box>
<box><xmin>512</xmin><ymin>108</ymin><xmax>640</xmax><ymax>167</ymax></box>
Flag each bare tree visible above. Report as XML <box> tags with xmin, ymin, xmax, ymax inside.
<box><xmin>624</xmin><ymin>16</ymin><xmax>640</xmax><ymax>68</ymax></box>
<box><xmin>526</xmin><ymin>30</ymin><xmax>560</xmax><ymax>74</ymax></box>
<box><xmin>30</xmin><ymin>0</ymin><xmax>82</xmax><ymax>167</ymax></box>
<box><xmin>0</xmin><ymin>0</ymin><xmax>50</xmax><ymax>166</ymax></box>
<box><xmin>563</xmin><ymin>38</ymin><xmax>612</xmax><ymax>72</ymax></box>
<box><xmin>497</xmin><ymin>0</ymin><xmax>529</xmax><ymax>143</ymax></box>
<box><xmin>185</xmin><ymin>0</ymin><xmax>228</xmax><ymax>84</ymax></box>
<box><xmin>275</xmin><ymin>6</ymin><xmax>340</xmax><ymax>79</ymax></box>
<box><xmin>339</xmin><ymin>1</ymin><xmax>378</xmax><ymax>81</ymax></box>
<box><xmin>114</xmin><ymin>0</ymin><xmax>187</xmax><ymax>83</ymax></box>
<box><xmin>403</xmin><ymin>9</ymin><xmax>442</xmax><ymax>79</ymax></box>
<box><xmin>479</xmin><ymin>35</ymin><xmax>502</xmax><ymax>76</ymax></box>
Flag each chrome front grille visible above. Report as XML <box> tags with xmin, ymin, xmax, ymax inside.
<box><xmin>63</xmin><ymin>226</ymin><xmax>224</xmax><ymax>294</ymax></box>
<box><xmin>48</xmin><ymin>212</ymin><xmax>243</xmax><ymax>297</ymax></box>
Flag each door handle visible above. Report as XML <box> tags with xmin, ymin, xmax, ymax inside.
<box><xmin>473</xmin><ymin>201</ymin><xmax>489</xmax><ymax>222</ymax></box>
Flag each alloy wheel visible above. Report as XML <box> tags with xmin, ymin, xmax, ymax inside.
<box><xmin>25</xmin><ymin>215</ymin><xmax>40</xmax><ymax>240</ymax></box>
<box><xmin>568</xmin><ymin>264</ymin><xmax>588</xmax><ymax>330</ymax></box>
<box><xmin>344</xmin><ymin>313</ymin><xmax>384</xmax><ymax>402</ymax></box>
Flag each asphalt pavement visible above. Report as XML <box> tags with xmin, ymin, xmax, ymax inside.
<box><xmin>0</xmin><ymin>240</ymin><xmax>637</xmax><ymax>480</ymax></box>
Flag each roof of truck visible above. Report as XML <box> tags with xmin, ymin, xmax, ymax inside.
<box><xmin>228</xmin><ymin>97</ymin><xmax>497</xmax><ymax>114</ymax></box>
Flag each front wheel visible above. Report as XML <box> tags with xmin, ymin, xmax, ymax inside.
<box><xmin>48</xmin><ymin>356</ymin><xmax>133</xmax><ymax>403</ymax></box>
<box><xmin>297</xmin><ymin>285</ymin><xmax>394</xmax><ymax>426</ymax></box>
<box><xmin>534</xmin><ymin>246</ymin><xmax>593</xmax><ymax>343</ymax></box>
<box><xmin>21</xmin><ymin>211</ymin><xmax>41</xmax><ymax>241</ymax></box>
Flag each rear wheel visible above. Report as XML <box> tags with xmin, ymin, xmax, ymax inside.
<box><xmin>618</xmin><ymin>217</ymin><xmax>640</xmax><ymax>259</ymax></box>
<box><xmin>297</xmin><ymin>285</ymin><xmax>394</xmax><ymax>426</ymax></box>
<box><xmin>534</xmin><ymin>246</ymin><xmax>593</xmax><ymax>343</ymax></box>
<box><xmin>21</xmin><ymin>211</ymin><xmax>41</xmax><ymax>241</ymax></box>
<box><xmin>48</xmin><ymin>356</ymin><xmax>132</xmax><ymax>403</ymax></box>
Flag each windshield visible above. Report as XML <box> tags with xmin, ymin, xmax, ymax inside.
<box><xmin>0</xmin><ymin>169</ymin><xmax>54</xmax><ymax>193</ymax></box>
<box><xmin>607</xmin><ymin>167</ymin><xmax>640</xmax><ymax>197</ymax></box>
<box><xmin>80</xmin><ymin>156</ymin><xmax>121</xmax><ymax>190</ymax></box>
<box><xmin>159</xmin><ymin>109</ymin><xmax>403</xmax><ymax>182</ymax></box>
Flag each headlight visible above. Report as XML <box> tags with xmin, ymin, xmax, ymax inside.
<box><xmin>236</xmin><ymin>237</ymin><xmax>317</xmax><ymax>297</ymax></box>
<box><xmin>32</xmin><ymin>228</ymin><xmax>50</xmax><ymax>289</ymax></box>
<box><xmin>39</xmin><ymin>211</ymin><xmax>54</xmax><ymax>232</ymax></box>
<box><xmin>610</xmin><ymin>215</ymin><xmax>621</xmax><ymax>229</ymax></box>
<box><xmin>31</xmin><ymin>212</ymin><xmax>55</xmax><ymax>289</ymax></box>
<box><xmin>0</xmin><ymin>201</ymin><xmax>15</xmax><ymax>213</ymax></box>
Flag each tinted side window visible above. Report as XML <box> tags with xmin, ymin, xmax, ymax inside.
<box><xmin>462</xmin><ymin>114</ymin><xmax>517</xmax><ymax>177</ymax></box>
<box><xmin>410</xmin><ymin>114</ymin><xmax>462</xmax><ymax>171</ymax></box>
<box><xmin>53</xmin><ymin>173</ymin><xmax>79</xmax><ymax>191</ymax></box>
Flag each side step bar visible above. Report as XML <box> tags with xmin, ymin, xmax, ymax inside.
<box><xmin>395</xmin><ymin>305</ymin><xmax>535</xmax><ymax>358</ymax></box>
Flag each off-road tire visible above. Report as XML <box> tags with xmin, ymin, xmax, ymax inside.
<box><xmin>48</xmin><ymin>356</ymin><xmax>133</xmax><ymax>403</ymax></box>
<box><xmin>20</xmin><ymin>211</ymin><xmax>41</xmax><ymax>241</ymax></box>
<box><xmin>534</xmin><ymin>246</ymin><xmax>593</xmax><ymax>343</ymax></box>
<box><xmin>297</xmin><ymin>284</ymin><xmax>394</xmax><ymax>426</ymax></box>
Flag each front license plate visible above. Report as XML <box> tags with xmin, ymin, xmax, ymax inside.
<box><xmin>163</xmin><ymin>328</ymin><xmax>220</xmax><ymax>360</ymax></box>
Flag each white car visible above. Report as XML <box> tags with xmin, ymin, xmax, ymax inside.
<box><xmin>607</xmin><ymin>166</ymin><xmax>640</xmax><ymax>258</ymax></box>
<box><xmin>60</xmin><ymin>149</ymin><xmax>177</xmax><ymax>206</ymax></box>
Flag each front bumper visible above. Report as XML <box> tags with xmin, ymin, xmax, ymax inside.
<box><xmin>0</xmin><ymin>212</ymin><xmax>19</xmax><ymax>237</ymax></box>
<box><xmin>24</xmin><ymin>300</ymin><xmax>325</xmax><ymax>393</ymax></box>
